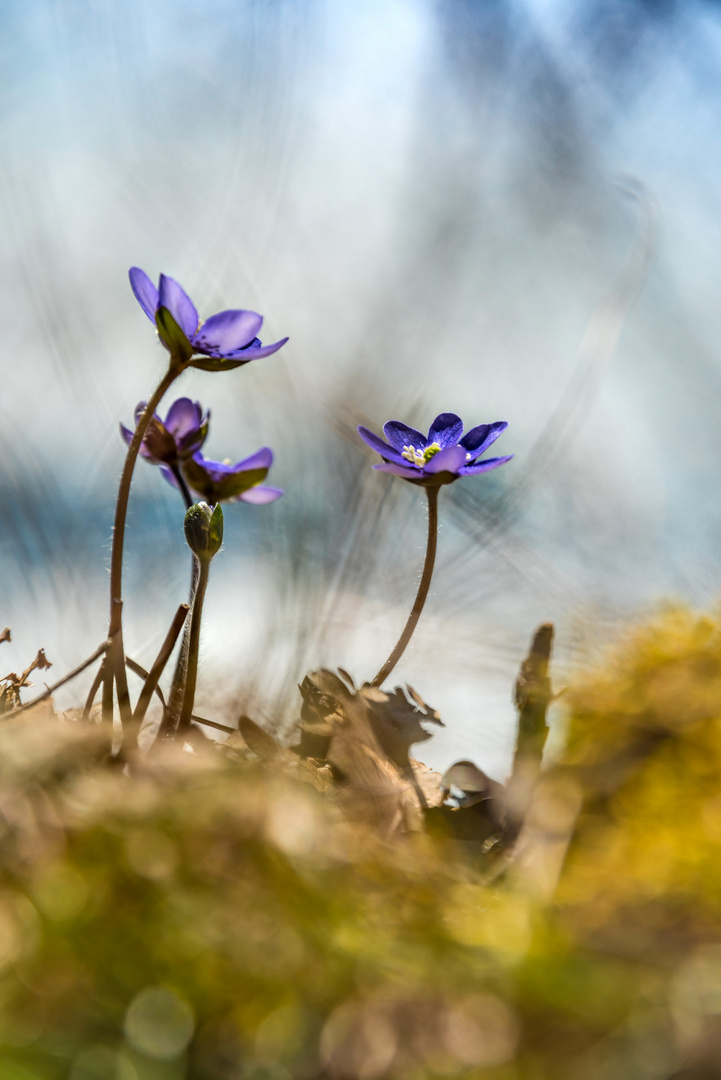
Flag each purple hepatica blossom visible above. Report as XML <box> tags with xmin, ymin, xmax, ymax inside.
<box><xmin>357</xmin><ymin>412</ymin><xmax>512</xmax><ymax>486</ymax></box>
<box><xmin>163</xmin><ymin>448</ymin><xmax>283</xmax><ymax>505</ymax></box>
<box><xmin>129</xmin><ymin>267</ymin><xmax>288</xmax><ymax>371</ymax></box>
<box><xmin>120</xmin><ymin>397</ymin><xmax>209</xmax><ymax>468</ymax></box>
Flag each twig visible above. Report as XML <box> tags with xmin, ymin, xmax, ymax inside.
<box><xmin>0</xmin><ymin>628</ymin><xmax>10</xmax><ymax>645</ymax></box>
<box><xmin>19</xmin><ymin>648</ymin><xmax>52</xmax><ymax>688</ymax></box>
<box><xmin>6</xmin><ymin>641</ymin><xmax>110</xmax><ymax>718</ymax></box>
<box><xmin>513</xmin><ymin>623</ymin><xmax>554</xmax><ymax>766</ymax></box>
<box><xmin>189</xmin><ymin>714</ymin><xmax>236</xmax><ymax>735</ymax></box>
<box><xmin>82</xmin><ymin>661</ymin><xmax>105</xmax><ymax>720</ymax></box>
<box><xmin>133</xmin><ymin>604</ymin><xmax>189</xmax><ymax>727</ymax></box>
<box><xmin>1</xmin><ymin>648</ymin><xmax>52</xmax><ymax>714</ymax></box>
<box><xmin>86</xmin><ymin>652</ymin><xmax>236</xmax><ymax>741</ymax></box>
<box><xmin>125</xmin><ymin>657</ymin><xmax>165</xmax><ymax>705</ymax></box>
<box><xmin>504</xmin><ymin>623</ymin><xmax>555</xmax><ymax>838</ymax></box>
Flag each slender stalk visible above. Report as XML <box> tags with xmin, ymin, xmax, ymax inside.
<box><xmin>157</xmin><ymin>472</ymin><xmax>195</xmax><ymax>736</ymax></box>
<box><xmin>189</xmin><ymin>713</ymin><xmax>235</xmax><ymax>735</ymax></box>
<box><xmin>176</xmin><ymin>557</ymin><xmax>209</xmax><ymax>736</ymax></box>
<box><xmin>8</xmin><ymin>641</ymin><xmax>110</xmax><ymax>718</ymax></box>
<box><xmin>170</xmin><ymin>464</ymin><xmax>194</xmax><ymax>510</ymax></box>
<box><xmin>104</xmin><ymin>363</ymin><xmax>184</xmax><ymax>727</ymax></box>
<box><xmin>160</xmin><ymin>555</ymin><xmax>200</xmax><ymax>738</ymax></box>
<box><xmin>370</xmin><ymin>485</ymin><xmax>439</xmax><ymax>688</ymax></box>
<box><xmin>125</xmin><ymin>656</ymin><xmax>154</xmax><ymax>685</ymax></box>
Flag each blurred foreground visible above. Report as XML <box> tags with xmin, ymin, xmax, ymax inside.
<box><xmin>1</xmin><ymin>606</ymin><xmax>721</xmax><ymax>1078</ymax></box>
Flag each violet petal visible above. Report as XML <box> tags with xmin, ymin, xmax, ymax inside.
<box><xmin>237</xmin><ymin>486</ymin><xmax>284</xmax><ymax>505</ymax></box>
<box><xmin>428</xmin><ymin>412</ymin><xmax>463</xmax><ymax>448</ymax></box>
<box><xmin>424</xmin><ymin>444</ymin><xmax>466</xmax><ymax>474</ymax></box>
<box><xmin>459</xmin><ymin>454</ymin><xmax>514</xmax><ymax>475</ymax></box>
<box><xmin>129</xmin><ymin>268</ymin><xmax>159</xmax><ymax>322</ymax></box>
<box><xmin>233</xmin><ymin>447</ymin><xmax>273</xmax><ymax>472</ymax></box>
<box><xmin>383</xmin><ymin>421</ymin><xmax>427</xmax><ymax>453</ymax></box>
<box><xmin>159</xmin><ymin>466</ymin><xmax>180</xmax><ymax>490</ymax></box>
<box><xmin>357</xmin><ymin>426</ymin><xmax>407</xmax><ymax>465</ymax></box>
<box><xmin>158</xmin><ymin>274</ymin><xmax>199</xmax><ymax>339</ymax></box>
<box><xmin>373</xmin><ymin>462</ymin><xmax>422</xmax><ymax>479</ymax></box>
<box><xmin>164</xmin><ymin>398</ymin><xmax>202</xmax><ymax>440</ymax></box>
<box><xmin>460</xmin><ymin>421</ymin><xmax>508</xmax><ymax>459</ymax></box>
<box><xmin>121</xmin><ymin>417</ymin><xmax>159</xmax><ymax>462</ymax></box>
<box><xmin>224</xmin><ymin>336</ymin><xmax>289</xmax><ymax>360</ymax></box>
<box><xmin>194</xmin><ymin>310</ymin><xmax>263</xmax><ymax>354</ymax></box>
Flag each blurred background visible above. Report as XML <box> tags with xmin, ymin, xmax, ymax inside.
<box><xmin>2</xmin><ymin>0</ymin><xmax>721</xmax><ymax>777</ymax></box>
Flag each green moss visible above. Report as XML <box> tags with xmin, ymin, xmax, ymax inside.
<box><xmin>7</xmin><ymin>608</ymin><xmax>721</xmax><ymax>1077</ymax></box>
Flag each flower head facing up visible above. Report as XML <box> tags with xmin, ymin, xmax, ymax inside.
<box><xmin>358</xmin><ymin>412</ymin><xmax>512</xmax><ymax>486</ymax></box>
<box><xmin>163</xmin><ymin>448</ymin><xmax>283</xmax><ymax>506</ymax></box>
<box><xmin>129</xmin><ymin>268</ymin><xmax>288</xmax><ymax>370</ymax></box>
<box><xmin>120</xmin><ymin>397</ymin><xmax>209</xmax><ymax>468</ymax></box>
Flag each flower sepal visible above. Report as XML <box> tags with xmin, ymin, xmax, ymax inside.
<box><xmin>155</xmin><ymin>307</ymin><xmax>194</xmax><ymax>366</ymax></box>
<box><xmin>182</xmin><ymin>457</ymin><xmax>269</xmax><ymax>501</ymax></box>
<box><xmin>372</xmin><ymin>467</ymin><xmax>460</xmax><ymax>490</ymax></box>
<box><xmin>187</xmin><ymin>356</ymin><xmax>251</xmax><ymax>373</ymax></box>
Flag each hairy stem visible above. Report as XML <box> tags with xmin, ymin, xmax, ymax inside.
<box><xmin>177</xmin><ymin>557</ymin><xmax>210</xmax><ymax>736</ymax></box>
<box><xmin>160</xmin><ymin>554</ymin><xmax>200</xmax><ymax>738</ymax></box>
<box><xmin>104</xmin><ymin>363</ymin><xmax>184</xmax><ymax>727</ymax></box>
<box><xmin>370</xmin><ymin>485</ymin><xmax>439</xmax><ymax>688</ymax></box>
<box><xmin>157</xmin><ymin>473</ymin><xmax>195</xmax><ymax>737</ymax></box>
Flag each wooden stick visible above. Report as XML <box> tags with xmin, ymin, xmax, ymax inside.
<box><xmin>504</xmin><ymin>623</ymin><xmax>555</xmax><ymax>839</ymax></box>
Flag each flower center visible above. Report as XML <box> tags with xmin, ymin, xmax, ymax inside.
<box><xmin>401</xmin><ymin>441</ymin><xmax>441</xmax><ymax>467</ymax></box>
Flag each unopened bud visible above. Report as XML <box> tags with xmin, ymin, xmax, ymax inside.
<box><xmin>184</xmin><ymin>502</ymin><xmax>223</xmax><ymax>562</ymax></box>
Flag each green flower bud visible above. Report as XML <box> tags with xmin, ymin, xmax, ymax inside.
<box><xmin>184</xmin><ymin>502</ymin><xmax>223</xmax><ymax>562</ymax></box>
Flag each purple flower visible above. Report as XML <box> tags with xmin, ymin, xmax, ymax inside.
<box><xmin>163</xmin><ymin>448</ymin><xmax>283</xmax><ymax>505</ymax></box>
<box><xmin>129</xmin><ymin>267</ymin><xmax>288</xmax><ymax>371</ymax></box>
<box><xmin>120</xmin><ymin>397</ymin><xmax>209</xmax><ymax>468</ymax></box>
<box><xmin>358</xmin><ymin>412</ymin><xmax>512</xmax><ymax>486</ymax></box>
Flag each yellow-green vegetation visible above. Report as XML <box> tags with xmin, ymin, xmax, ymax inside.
<box><xmin>4</xmin><ymin>606</ymin><xmax>721</xmax><ymax>1079</ymax></box>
